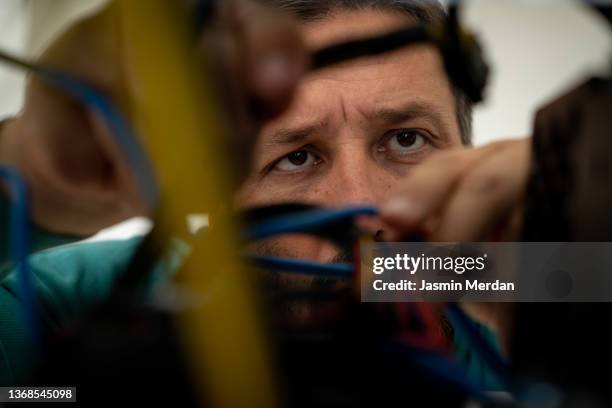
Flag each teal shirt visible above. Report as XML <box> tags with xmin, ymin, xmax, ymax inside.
<box><xmin>0</xmin><ymin>195</ymin><xmax>80</xmax><ymax>275</ymax></box>
<box><xmin>0</xmin><ymin>238</ymin><xmax>142</xmax><ymax>384</ymax></box>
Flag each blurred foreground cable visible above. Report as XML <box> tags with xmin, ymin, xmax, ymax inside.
<box><xmin>0</xmin><ymin>50</ymin><xmax>159</xmax><ymax>207</ymax></box>
<box><xmin>311</xmin><ymin>24</ymin><xmax>432</xmax><ymax>69</ymax></box>
<box><xmin>0</xmin><ymin>166</ymin><xmax>38</xmax><ymax>345</ymax></box>
<box><xmin>112</xmin><ymin>1</ymin><xmax>277</xmax><ymax>406</ymax></box>
<box><xmin>244</xmin><ymin>205</ymin><xmax>378</xmax><ymax>242</ymax></box>
<box><xmin>0</xmin><ymin>46</ymin><xmax>158</xmax><ymax>351</ymax></box>
<box><xmin>247</xmin><ymin>254</ymin><xmax>353</xmax><ymax>277</ymax></box>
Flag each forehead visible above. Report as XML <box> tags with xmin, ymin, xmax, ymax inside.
<box><xmin>259</xmin><ymin>8</ymin><xmax>458</xmax><ymax>136</ymax></box>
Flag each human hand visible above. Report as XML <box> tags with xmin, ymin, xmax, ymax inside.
<box><xmin>380</xmin><ymin>139</ymin><xmax>531</xmax><ymax>242</ymax></box>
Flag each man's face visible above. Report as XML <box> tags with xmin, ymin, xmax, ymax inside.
<box><xmin>237</xmin><ymin>8</ymin><xmax>463</xmax><ymax>262</ymax></box>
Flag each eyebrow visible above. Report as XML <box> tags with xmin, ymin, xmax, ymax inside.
<box><xmin>366</xmin><ymin>101</ymin><xmax>446</xmax><ymax>129</ymax></box>
<box><xmin>261</xmin><ymin>101</ymin><xmax>447</xmax><ymax>149</ymax></box>
<box><xmin>263</xmin><ymin>119</ymin><xmax>329</xmax><ymax>148</ymax></box>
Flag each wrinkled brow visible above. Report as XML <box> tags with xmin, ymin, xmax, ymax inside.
<box><xmin>262</xmin><ymin>119</ymin><xmax>329</xmax><ymax>148</ymax></box>
<box><xmin>363</xmin><ymin>101</ymin><xmax>447</xmax><ymax>141</ymax></box>
<box><xmin>367</xmin><ymin>101</ymin><xmax>444</xmax><ymax>125</ymax></box>
<box><xmin>262</xmin><ymin>101</ymin><xmax>447</xmax><ymax>147</ymax></box>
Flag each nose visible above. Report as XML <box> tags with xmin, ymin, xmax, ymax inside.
<box><xmin>322</xmin><ymin>149</ymin><xmax>384</xmax><ymax>206</ymax></box>
<box><xmin>313</xmin><ymin>148</ymin><xmax>389</xmax><ymax>237</ymax></box>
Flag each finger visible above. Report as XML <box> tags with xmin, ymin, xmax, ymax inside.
<box><xmin>430</xmin><ymin>139</ymin><xmax>530</xmax><ymax>241</ymax></box>
<box><xmin>202</xmin><ymin>0</ymin><xmax>306</xmax><ymax>183</ymax></box>
<box><xmin>380</xmin><ymin>142</ymin><xmax>511</xmax><ymax>240</ymax></box>
<box><xmin>216</xmin><ymin>0</ymin><xmax>306</xmax><ymax>118</ymax></box>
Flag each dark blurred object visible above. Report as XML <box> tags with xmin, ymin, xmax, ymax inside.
<box><xmin>516</xmin><ymin>72</ymin><xmax>612</xmax><ymax>406</ymax></box>
<box><xmin>523</xmin><ymin>76</ymin><xmax>612</xmax><ymax>241</ymax></box>
<box><xmin>275</xmin><ymin>301</ymin><xmax>464</xmax><ymax>408</ymax></box>
<box><xmin>593</xmin><ymin>3</ymin><xmax>612</xmax><ymax>26</ymax></box>
<box><xmin>439</xmin><ymin>3</ymin><xmax>489</xmax><ymax>103</ymax></box>
<box><xmin>188</xmin><ymin>0</ymin><xmax>217</xmax><ymax>30</ymax></box>
<box><xmin>32</xmin><ymin>285</ymin><xmax>472</xmax><ymax>407</ymax></box>
<box><xmin>312</xmin><ymin>1</ymin><xmax>489</xmax><ymax>104</ymax></box>
<box><xmin>31</xmin><ymin>300</ymin><xmax>201</xmax><ymax>407</ymax></box>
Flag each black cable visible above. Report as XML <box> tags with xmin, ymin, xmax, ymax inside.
<box><xmin>311</xmin><ymin>24</ymin><xmax>433</xmax><ymax>70</ymax></box>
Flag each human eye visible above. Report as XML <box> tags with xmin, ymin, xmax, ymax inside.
<box><xmin>272</xmin><ymin>149</ymin><xmax>322</xmax><ymax>173</ymax></box>
<box><xmin>378</xmin><ymin>129</ymin><xmax>428</xmax><ymax>156</ymax></box>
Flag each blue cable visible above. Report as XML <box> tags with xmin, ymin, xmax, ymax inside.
<box><xmin>244</xmin><ymin>205</ymin><xmax>378</xmax><ymax>242</ymax></box>
<box><xmin>40</xmin><ymin>68</ymin><xmax>159</xmax><ymax>207</ymax></box>
<box><xmin>0</xmin><ymin>166</ymin><xmax>38</xmax><ymax>345</ymax></box>
<box><xmin>246</xmin><ymin>254</ymin><xmax>353</xmax><ymax>278</ymax></box>
<box><xmin>0</xmin><ymin>50</ymin><xmax>159</xmax><ymax>207</ymax></box>
<box><xmin>0</xmin><ymin>51</ymin><xmax>158</xmax><ymax>345</ymax></box>
<box><xmin>243</xmin><ymin>205</ymin><xmax>378</xmax><ymax>276</ymax></box>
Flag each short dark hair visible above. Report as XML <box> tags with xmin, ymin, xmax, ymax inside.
<box><xmin>260</xmin><ymin>0</ymin><xmax>473</xmax><ymax>144</ymax></box>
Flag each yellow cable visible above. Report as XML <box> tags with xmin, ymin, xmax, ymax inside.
<box><xmin>112</xmin><ymin>1</ymin><xmax>277</xmax><ymax>406</ymax></box>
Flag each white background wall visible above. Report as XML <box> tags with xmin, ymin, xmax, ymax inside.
<box><xmin>0</xmin><ymin>0</ymin><xmax>26</xmax><ymax>118</ymax></box>
<box><xmin>0</xmin><ymin>0</ymin><xmax>106</xmax><ymax>118</ymax></box>
<box><xmin>462</xmin><ymin>0</ymin><xmax>611</xmax><ymax>144</ymax></box>
<box><xmin>0</xmin><ymin>0</ymin><xmax>610</xmax><ymax>145</ymax></box>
